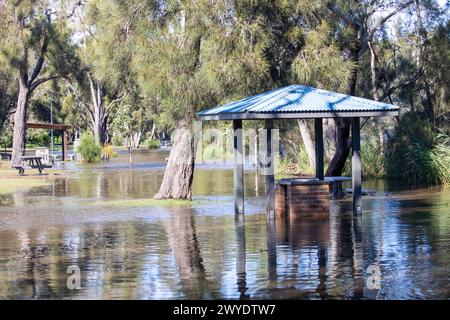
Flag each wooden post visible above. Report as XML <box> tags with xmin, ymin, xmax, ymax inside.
<box><xmin>265</xmin><ymin>119</ymin><xmax>275</xmax><ymax>216</ymax></box>
<box><xmin>62</xmin><ymin>129</ymin><xmax>67</xmax><ymax>161</ymax></box>
<box><xmin>314</xmin><ymin>118</ymin><xmax>324</xmax><ymax>180</ymax></box>
<box><xmin>352</xmin><ymin>117</ymin><xmax>362</xmax><ymax>214</ymax></box>
<box><xmin>233</xmin><ymin>120</ymin><xmax>244</xmax><ymax>214</ymax></box>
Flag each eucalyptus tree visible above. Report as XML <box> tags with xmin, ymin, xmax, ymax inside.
<box><xmin>285</xmin><ymin>0</ymin><xmax>419</xmax><ymax>176</ymax></box>
<box><xmin>65</xmin><ymin>0</ymin><xmax>145</xmax><ymax>144</ymax></box>
<box><xmin>0</xmin><ymin>0</ymin><xmax>81</xmax><ymax>165</ymax></box>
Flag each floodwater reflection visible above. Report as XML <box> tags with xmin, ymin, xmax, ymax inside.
<box><xmin>0</xmin><ymin>150</ymin><xmax>449</xmax><ymax>299</ymax></box>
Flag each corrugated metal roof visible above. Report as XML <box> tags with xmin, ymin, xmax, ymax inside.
<box><xmin>197</xmin><ymin>85</ymin><xmax>399</xmax><ymax>117</ymax></box>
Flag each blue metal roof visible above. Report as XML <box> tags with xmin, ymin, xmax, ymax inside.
<box><xmin>197</xmin><ymin>85</ymin><xmax>399</xmax><ymax>120</ymax></box>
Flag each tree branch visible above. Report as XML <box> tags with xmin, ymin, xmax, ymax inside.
<box><xmin>379</xmin><ymin>66</ymin><xmax>424</xmax><ymax>101</ymax></box>
<box><xmin>28</xmin><ymin>37</ymin><xmax>49</xmax><ymax>87</ymax></box>
<box><xmin>29</xmin><ymin>74</ymin><xmax>60</xmax><ymax>92</ymax></box>
<box><xmin>106</xmin><ymin>92</ymin><xmax>127</xmax><ymax>113</ymax></box>
<box><xmin>65</xmin><ymin>80</ymin><xmax>95</xmax><ymax>121</ymax></box>
<box><xmin>368</xmin><ymin>0</ymin><xmax>415</xmax><ymax>40</ymax></box>
<box><xmin>327</xmin><ymin>1</ymin><xmax>360</xmax><ymax>30</ymax></box>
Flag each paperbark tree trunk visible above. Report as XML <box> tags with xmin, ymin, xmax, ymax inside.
<box><xmin>326</xmin><ymin>44</ymin><xmax>359</xmax><ymax>176</ymax></box>
<box><xmin>11</xmin><ymin>79</ymin><xmax>29</xmax><ymax>166</ymax></box>
<box><xmin>150</xmin><ymin>121</ymin><xmax>156</xmax><ymax>140</ymax></box>
<box><xmin>88</xmin><ymin>74</ymin><xmax>107</xmax><ymax>145</ymax></box>
<box><xmin>297</xmin><ymin>119</ymin><xmax>315</xmax><ymax>169</ymax></box>
<box><xmin>323</xmin><ymin>118</ymin><xmax>337</xmax><ymax>162</ymax></box>
<box><xmin>154</xmin><ymin>122</ymin><xmax>195</xmax><ymax>200</ymax></box>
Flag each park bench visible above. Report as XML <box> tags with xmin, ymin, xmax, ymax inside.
<box><xmin>0</xmin><ymin>152</ymin><xmax>12</xmax><ymax>160</ymax></box>
<box><xmin>12</xmin><ymin>156</ymin><xmax>52</xmax><ymax>175</ymax></box>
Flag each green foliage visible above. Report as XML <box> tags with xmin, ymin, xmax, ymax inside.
<box><xmin>26</xmin><ymin>130</ymin><xmax>51</xmax><ymax>147</ymax></box>
<box><xmin>77</xmin><ymin>133</ymin><xmax>102</xmax><ymax>163</ymax></box>
<box><xmin>0</xmin><ymin>0</ymin><xmax>80</xmax><ymax>84</ymax></box>
<box><xmin>145</xmin><ymin>139</ymin><xmax>160</xmax><ymax>150</ymax></box>
<box><xmin>361</xmin><ymin>140</ymin><xmax>386</xmax><ymax>179</ymax></box>
<box><xmin>359</xmin><ymin>125</ymin><xmax>387</xmax><ymax>179</ymax></box>
<box><xmin>0</xmin><ymin>69</ymin><xmax>16</xmax><ymax>128</ymax></box>
<box><xmin>292</xmin><ymin>21</ymin><xmax>355</xmax><ymax>92</ymax></box>
<box><xmin>0</xmin><ymin>126</ymin><xmax>12</xmax><ymax>150</ymax></box>
<box><xmin>277</xmin><ymin>143</ymin><xmax>314</xmax><ymax>175</ymax></box>
<box><xmin>111</xmin><ymin>134</ymin><xmax>124</xmax><ymax>146</ymax></box>
<box><xmin>387</xmin><ymin>112</ymin><xmax>450</xmax><ymax>187</ymax></box>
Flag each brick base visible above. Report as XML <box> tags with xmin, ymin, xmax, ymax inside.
<box><xmin>275</xmin><ymin>180</ymin><xmax>330</xmax><ymax>221</ymax></box>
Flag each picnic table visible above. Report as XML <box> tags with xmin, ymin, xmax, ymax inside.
<box><xmin>0</xmin><ymin>152</ymin><xmax>12</xmax><ymax>160</ymax></box>
<box><xmin>12</xmin><ymin>156</ymin><xmax>53</xmax><ymax>175</ymax></box>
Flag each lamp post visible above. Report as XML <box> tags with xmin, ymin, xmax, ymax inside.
<box><xmin>50</xmin><ymin>96</ymin><xmax>54</xmax><ymax>163</ymax></box>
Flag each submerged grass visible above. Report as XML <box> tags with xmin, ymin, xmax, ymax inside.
<box><xmin>0</xmin><ymin>161</ymin><xmax>60</xmax><ymax>194</ymax></box>
<box><xmin>0</xmin><ymin>178</ymin><xmax>52</xmax><ymax>194</ymax></box>
<box><xmin>93</xmin><ymin>198</ymin><xmax>207</xmax><ymax>208</ymax></box>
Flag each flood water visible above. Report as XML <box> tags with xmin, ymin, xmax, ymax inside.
<box><xmin>0</xmin><ymin>149</ymin><xmax>448</xmax><ymax>299</ymax></box>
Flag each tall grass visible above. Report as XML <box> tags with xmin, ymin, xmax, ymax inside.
<box><xmin>277</xmin><ymin>143</ymin><xmax>314</xmax><ymax>175</ymax></box>
<box><xmin>386</xmin><ymin>112</ymin><xmax>450</xmax><ymax>188</ymax></box>
<box><xmin>403</xmin><ymin>135</ymin><xmax>450</xmax><ymax>187</ymax></box>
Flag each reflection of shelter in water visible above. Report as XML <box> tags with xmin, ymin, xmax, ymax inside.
<box><xmin>269</xmin><ymin>214</ymin><xmax>330</xmax><ymax>298</ymax></box>
<box><xmin>275</xmin><ymin>215</ymin><xmax>330</xmax><ymax>248</ymax></box>
<box><xmin>271</xmin><ymin>206</ymin><xmax>367</xmax><ymax>299</ymax></box>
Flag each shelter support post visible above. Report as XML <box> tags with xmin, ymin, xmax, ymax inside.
<box><xmin>233</xmin><ymin>120</ymin><xmax>244</xmax><ymax>214</ymax></box>
<box><xmin>352</xmin><ymin>117</ymin><xmax>362</xmax><ymax>214</ymax></box>
<box><xmin>265</xmin><ymin>119</ymin><xmax>275</xmax><ymax>216</ymax></box>
<box><xmin>314</xmin><ymin>118</ymin><xmax>324</xmax><ymax>180</ymax></box>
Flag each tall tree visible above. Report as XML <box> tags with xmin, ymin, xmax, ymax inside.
<box><xmin>146</xmin><ymin>0</ymin><xmax>275</xmax><ymax>199</ymax></box>
<box><xmin>66</xmin><ymin>0</ymin><xmax>140</xmax><ymax>144</ymax></box>
<box><xmin>0</xmin><ymin>0</ymin><xmax>80</xmax><ymax>165</ymax></box>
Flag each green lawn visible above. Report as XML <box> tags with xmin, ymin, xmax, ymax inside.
<box><xmin>93</xmin><ymin>198</ymin><xmax>206</xmax><ymax>208</ymax></box>
<box><xmin>0</xmin><ymin>161</ymin><xmax>54</xmax><ymax>194</ymax></box>
<box><xmin>0</xmin><ymin>178</ymin><xmax>52</xmax><ymax>194</ymax></box>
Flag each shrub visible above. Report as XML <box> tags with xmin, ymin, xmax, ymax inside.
<box><xmin>145</xmin><ymin>138</ymin><xmax>160</xmax><ymax>149</ymax></box>
<box><xmin>102</xmin><ymin>144</ymin><xmax>117</xmax><ymax>159</ymax></box>
<box><xmin>77</xmin><ymin>133</ymin><xmax>102</xmax><ymax>163</ymax></box>
<box><xmin>0</xmin><ymin>131</ymin><xmax>12</xmax><ymax>149</ymax></box>
<box><xmin>27</xmin><ymin>130</ymin><xmax>51</xmax><ymax>147</ymax></box>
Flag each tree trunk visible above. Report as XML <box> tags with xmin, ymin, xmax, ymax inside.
<box><xmin>326</xmin><ymin>118</ymin><xmax>352</xmax><ymax>176</ymax></box>
<box><xmin>326</xmin><ymin>44</ymin><xmax>359</xmax><ymax>176</ymax></box>
<box><xmin>297</xmin><ymin>119</ymin><xmax>315</xmax><ymax>169</ymax></box>
<box><xmin>150</xmin><ymin>121</ymin><xmax>156</xmax><ymax>140</ymax></box>
<box><xmin>131</xmin><ymin>131</ymin><xmax>141</xmax><ymax>149</ymax></box>
<box><xmin>369</xmin><ymin>40</ymin><xmax>386</xmax><ymax>157</ymax></box>
<box><xmin>11</xmin><ymin>80</ymin><xmax>29</xmax><ymax>166</ymax></box>
<box><xmin>154</xmin><ymin>123</ymin><xmax>195</xmax><ymax>200</ymax></box>
<box><xmin>323</xmin><ymin>118</ymin><xmax>337</xmax><ymax>162</ymax></box>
